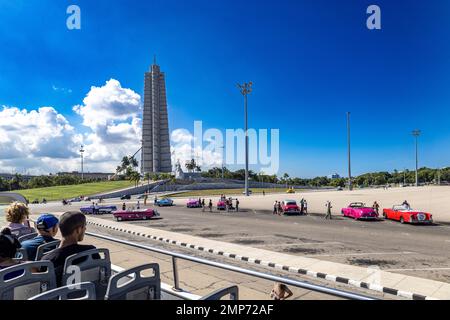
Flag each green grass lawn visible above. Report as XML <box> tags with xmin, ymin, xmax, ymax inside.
<box><xmin>16</xmin><ymin>181</ymin><xmax>135</xmax><ymax>202</ymax></box>
<box><xmin>170</xmin><ymin>188</ymin><xmax>304</xmax><ymax>198</ymax></box>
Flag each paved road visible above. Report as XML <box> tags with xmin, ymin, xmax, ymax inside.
<box><xmin>85</xmin><ymin>226</ymin><xmax>390</xmax><ymax>300</ymax></box>
<box><xmin>34</xmin><ymin>198</ymin><xmax>450</xmax><ymax>285</ymax></box>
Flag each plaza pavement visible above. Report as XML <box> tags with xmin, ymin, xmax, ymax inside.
<box><xmin>38</xmin><ymin>212</ymin><xmax>450</xmax><ymax>300</ymax></box>
<box><xmin>172</xmin><ymin>186</ymin><xmax>450</xmax><ymax>223</ymax></box>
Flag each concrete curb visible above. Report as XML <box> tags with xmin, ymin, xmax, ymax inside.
<box><xmin>86</xmin><ymin>220</ymin><xmax>437</xmax><ymax>300</ymax></box>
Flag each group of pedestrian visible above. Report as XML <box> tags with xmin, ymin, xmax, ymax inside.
<box><xmin>273</xmin><ymin>201</ymin><xmax>283</xmax><ymax>215</ymax></box>
<box><xmin>218</xmin><ymin>195</ymin><xmax>240</xmax><ymax>212</ymax></box>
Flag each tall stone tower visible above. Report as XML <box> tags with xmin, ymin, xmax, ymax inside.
<box><xmin>141</xmin><ymin>60</ymin><xmax>172</xmax><ymax>174</ymax></box>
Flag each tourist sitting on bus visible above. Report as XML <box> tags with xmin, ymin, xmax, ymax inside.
<box><xmin>4</xmin><ymin>202</ymin><xmax>35</xmax><ymax>238</ymax></box>
<box><xmin>21</xmin><ymin>214</ymin><xmax>59</xmax><ymax>261</ymax></box>
<box><xmin>0</xmin><ymin>228</ymin><xmax>23</xmax><ymax>278</ymax></box>
<box><xmin>40</xmin><ymin>211</ymin><xmax>97</xmax><ymax>286</ymax></box>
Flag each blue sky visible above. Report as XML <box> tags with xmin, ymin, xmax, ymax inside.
<box><xmin>0</xmin><ymin>0</ymin><xmax>450</xmax><ymax>177</ymax></box>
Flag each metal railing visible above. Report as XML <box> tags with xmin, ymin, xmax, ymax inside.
<box><xmin>86</xmin><ymin>231</ymin><xmax>377</xmax><ymax>300</ymax></box>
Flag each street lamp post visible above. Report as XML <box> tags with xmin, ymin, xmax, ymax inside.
<box><xmin>237</xmin><ymin>82</ymin><xmax>253</xmax><ymax>197</ymax></box>
<box><xmin>79</xmin><ymin>145</ymin><xmax>85</xmax><ymax>180</ymax></box>
<box><xmin>220</xmin><ymin>144</ymin><xmax>225</xmax><ymax>180</ymax></box>
<box><xmin>347</xmin><ymin>112</ymin><xmax>352</xmax><ymax>191</ymax></box>
<box><xmin>412</xmin><ymin>130</ymin><xmax>421</xmax><ymax>187</ymax></box>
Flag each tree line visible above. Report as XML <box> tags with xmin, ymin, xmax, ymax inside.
<box><xmin>201</xmin><ymin>167</ymin><xmax>450</xmax><ymax>188</ymax></box>
<box><xmin>0</xmin><ymin>173</ymin><xmax>107</xmax><ymax>192</ymax></box>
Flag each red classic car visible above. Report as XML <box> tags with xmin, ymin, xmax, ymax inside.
<box><xmin>382</xmin><ymin>205</ymin><xmax>433</xmax><ymax>224</ymax></box>
<box><xmin>281</xmin><ymin>200</ymin><xmax>302</xmax><ymax>215</ymax></box>
<box><xmin>113</xmin><ymin>208</ymin><xmax>160</xmax><ymax>222</ymax></box>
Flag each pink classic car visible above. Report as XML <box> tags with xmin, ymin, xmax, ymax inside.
<box><xmin>217</xmin><ymin>200</ymin><xmax>227</xmax><ymax>210</ymax></box>
<box><xmin>186</xmin><ymin>199</ymin><xmax>202</xmax><ymax>208</ymax></box>
<box><xmin>113</xmin><ymin>208</ymin><xmax>160</xmax><ymax>222</ymax></box>
<box><xmin>341</xmin><ymin>202</ymin><xmax>378</xmax><ymax>220</ymax></box>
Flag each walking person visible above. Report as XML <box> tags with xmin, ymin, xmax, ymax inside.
<box><xmin>300</xmin><ymin>198</ymin><xmax>305</xmax><ymax>215</ymax></box>
<box><xmin>202</xmin><ymin>199</ymin><xmax>206</xmax><ymax>212</ymax></box>
<box><xmin>273</xmin><ymin>201</ymin><xmax>278</xmax><ymax>215</ymax></box>
<box><xmin>236</xmin><ymin>199</ymin><xmax>240</xmax><ymax>212</ymax></box>
<box><xmin>208</xmin><ymin>199</ymin><xmax>213</xmax><ymax>212</ymax></box>
<box><xmin>325</xmin><ymin>201</ymin><xmax>333</xmax><ymax>220</ymax></box>
<box><xmin>372</xmin><ymin>201</ymin><xmax>380</xmax><ymax>216</ymax></box>
<box><xmin>277</xmin><ymin>202</ymin><xmax>283</xmax><ymax>216</ymax></box>
<box><xmin>304</xmin><ymin>199</ymin><xmax>308</xmax><ymax>215</ymax></box>
<box><xmin>122</xmin><ymin>202</ymin><xmax>126</xmax><ymax>211</ymax></box>
<box><xmin>137</xmin><ymin>201</ymin><xmax>141</xmax><ymax>209</ymax></box>
<box><xmin>263</xmin><ymin>190</ymin><xmax>265</xmax><ymax>196</ymax></box>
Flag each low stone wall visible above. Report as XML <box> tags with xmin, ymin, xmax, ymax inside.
<box><xmin>91</xmin><ymin>181</ymin><xmax>164</xmax><ymax>199</ymax></box>
<box><xmin>0</xmin><ymin>192</ymin><xmax>27</xmax><ymax>204</ymax></box>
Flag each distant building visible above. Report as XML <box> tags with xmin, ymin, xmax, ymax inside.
<box><xmin>328</xmin><ymin>173</ymin><xmax>341</xmax><ymax>179</ymax></box>
<box><xmin>57</xmin><ymin>172</ymin><xmax>113</xmax><ymax>181</ymax></box>
<box><xmin>0</xmin><ymin>173</ymin><xmax>36</xmax><ymax>182</ymax></box>
<box><xmin>141</xmin><ymin>59</ymin><xmax>172</xmax><ymax>174</ymax></box>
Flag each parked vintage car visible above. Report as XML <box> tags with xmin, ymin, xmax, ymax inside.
<box><xmin>113</xmin><ymin>208</ymin><xmax>160</xmax><ymax>222</ymax></box>
<box><xmin>156</xmin><ymin>198</ymin><xmax>174</xmax><ymax>206</ymax></box>
<box><xmin>80</xmin><ymin>205</ymin><xmax>117</xmax><ymax>215</ymax></box>
<box><xmin>186</xmin><ymin>199</ymin><xmax>202</xmax><ymax>208</ymax></box>
<box><xmin>382</xmin><ymin>205</ymin><xmax>433</xmax><ymax>224</ymax></box>
<box><xmin>281</xmin><ymin>200</ymin><xmax>301</xmax><ymax>215</ymax></box>
<box><xmin>341</xmin><ymin>202</ymin><xmax>378</xmax><ymax>220</ymax></box>
<box><xmin>286</xmin><ymin>187</ymin><xmax>295</xmax><ymax>194</ymax></box>
<box><xmin>217</xmin><ymin>200</ymin><xmax>227</xmax><ymax>210</ymax></box>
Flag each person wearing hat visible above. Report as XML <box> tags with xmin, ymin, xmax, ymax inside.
<box><xmin>21</xmin><ymin>214</ymin><xmax>59</xmax><ymax>261</ymax></box>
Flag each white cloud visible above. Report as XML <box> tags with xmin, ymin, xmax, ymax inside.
<box><xmin>73</xmin><ymin>79</ymin><xmax>141</xmax><ymax>131</ymax></box>
<box><xmin>0</xmin><ymin>106</ymin><xmax>81</xmax><ymax>174</ymax></box>
<box><xmin>74</xmin><ymin>79</ymin><xmax>143</xmax><ymax>171</ymax></box>
<box><xmin>52</xmin><ymin>85</ymin><xmax>72</xmax><ymax>94</ymax></box>
<box><xmin>1</xmin><ymin>78</ymin><xmax>218</xmax><ymax>175</ymax></box>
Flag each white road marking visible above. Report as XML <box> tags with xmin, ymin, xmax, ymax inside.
<box><xmin>260</xmin><ymin>242</ymin><xmax>343</xmax><ymax>247</ymax></box>
<box><xmin>386</xmin><ymin>267</ymin><xmax>450</xmax><ymax>272</ymax></box>
<box><xmin>232</xmin><ymin>235</ymin><xmax>274</xmax><ymax>239</ymax></box>
<box><xmin>314</xmin><ymin>251</ymin><xmax>415</xmax><ymax>257</ymax></box>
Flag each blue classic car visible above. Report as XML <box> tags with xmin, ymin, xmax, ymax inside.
<box><xmin>80</xmin><ymin>205</ymin><xmax>118</xmax><ymax>215</ymax></box>
<box><xmin>156</xmin><ymin>198</ymin><xmax>174</xmax><ymax>207</ymax></box>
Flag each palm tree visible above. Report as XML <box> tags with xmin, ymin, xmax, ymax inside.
<box><xmin>129</xmin><ymin>171</ymin><xmax>141</xmax><ymax>188</ymax></box>
<box><xmin>185</xmin><ymin>159</ymin><xmax>197</xmax><ymax>172</ymax></box>
<box><xmin>283</xmin><ymin>173</ymin><xmax>290</xmax><ymax>188</ymax></box>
